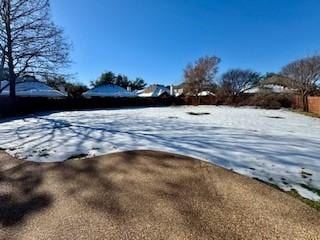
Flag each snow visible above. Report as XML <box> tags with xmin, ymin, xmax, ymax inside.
<box><xmin>245</xmin><ymin>84</ymin><xmax>294</xmax><ymax>94</ymax></box>
<box><xmin>0</xmin><ymin>80</ymin><xmax>66</xmax><ymax>98</ymax></box>
<box><xmin>83</xmin><ymin>84</ymin><xmax>137</xmax><ymax>98</ymax></box>
<box><xmin>0</xmin><ymin>106</ymin><xmax>320</xmax><ymax>200</ymax></box>
<box><xmin>198</xmin><ymin>91</ymin><xmax>215</xmax><ymax>96</ymax></box>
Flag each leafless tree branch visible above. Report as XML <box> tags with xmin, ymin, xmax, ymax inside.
<box><xmin>281</xmin><ymin>55</ymin><xmax>320</xmax><ymax>111</ymax></box>
<box><xmin>0</xmin><ymin>0</ymin><xmax>70</xmax><ymax>98</ymax></box>
<box><xmin>183</xmin><ymin>56</ymin><xmax>220</xmax><ymax>102</ymax></box>
<box><xmin>220</xmin><ymin>69</ymin><xmax>261</xmax><ymax>97</ymax></box>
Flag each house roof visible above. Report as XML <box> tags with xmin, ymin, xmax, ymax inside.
<box><xmin>198</xmin><ymin>91</ymin><xmax>215</xmax><ymax>96</ymax></box>
<box><xmin>243</xmin><ymin>75</ymin><xmax>296</xmax><ymax>94</ymax></box>
<box><xmin>263</xmin><ymin>75</ymin><xmax>294</xmax><ymax>88</ymax></box>
<box><xmin>83</xmin><ymin>84</ymin><xmax>137</xmax><ymax>98</ymax></box>
<box><xmin>183</xmin><ymin>90</ymin><xmax>215</xmax><ymax>97</ymax></box>
<box><xmin>138</xmin><ymin>85</ymin><xmax>170</xmax><ymax>97</ymax></box>
<box><xmin>0</xmin><ymin>80</ymin><xmax>67</xmax><ymax>98</ymax></box>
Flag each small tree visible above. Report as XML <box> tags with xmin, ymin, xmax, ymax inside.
<box><xmin>45</xmin><ymin>75</ymin><xmax>68</xmax><ymax>90</ymax></box>
<box><xmin>183</xmin><ymin>56</ymin><xmax>221</xmax><ymax>103</ymax></box>
<box><xmin>281</xmin><ymin>55</ymin><xmax>320</xmax><ymax>111</ymax></box>
<box><xmin>91</xmin><ymin>71</ymin><xmax>116</xmax><ymax>87</ymax></box>
<box><xmin>64</xmin><ymin>83</ymin><xmax>88</xmax><ymax>98</ymax></box>
<box><xmin>115</xmin><ymin>75</ymin><xmax>130</xmax><ymax>89</ymax></box>
<box><xmin>92</xmin><ymin>71</ymin><xmax>146</xmax><ymax>91</ymax></box>
<box><xmin>0</xmin><ymin>0</ymin><xmax>70</xmax><ymax>99</ymax></box>
<box><xmin>220</xmin><ymin>69</ymin><xmax>261</xmax><ymax>98</ymax></box>
<box><xmin>129</xmin><ymin>78</ymin><xmax>147</xmax><ymax>91</ymax></box>
<box><xmin>45</xmin><ymin>75</ymin><xmax>88</xmax><ymax>98</ymax></box>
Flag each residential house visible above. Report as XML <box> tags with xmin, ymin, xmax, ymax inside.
<box><xmin>83</xmin><ymin>84</ymin><xmax>137</xmax><ymax>98</ymax></box>
<box><xmin>138</xmin><ymin>84</ymin><xmax>171</xmax><ymax>97</ymax></box>
<box><xmin>0</xmin><ymin>76</ymin><xmax>66</xmax><ymax>98</ymax></box>
<box><xmin>245</xmin><ymin>75</ymin><xmax>296</xmax><ymax>94</ymax></box>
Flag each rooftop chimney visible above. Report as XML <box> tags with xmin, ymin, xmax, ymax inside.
<box><xmin>170</xmin><ymin>85</ymin><xmax>174</xmax><ymax>96</ymax></box>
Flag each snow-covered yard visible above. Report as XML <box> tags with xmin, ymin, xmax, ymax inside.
<box><xmin>0</xmin><ymin>106</ymin><xmax>320</xmax><ymax>200</ymax></box>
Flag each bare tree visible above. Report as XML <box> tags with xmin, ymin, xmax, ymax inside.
<box><xmin>183</xmin><ymin>56</ymin><xmax>221</xmax><ymax>103</ymax></box>
<box><xmin>220</xmin><ymin>69</ymin><xmax>261</xmax><ymax>97</ymax></box>
<box><xmin>0</xmin><ymin>0</ymin><xmax>70</xmax><ymax>99</ymax></box>
<box><xmin>262</xmin><ymin>73</ymin><xmax>295</xmax><ymax>88</ymax></box>
<box><xmin>281</xmin><ymin>55</ymin><xmax>320</xmax><ymax>111</ymax></box>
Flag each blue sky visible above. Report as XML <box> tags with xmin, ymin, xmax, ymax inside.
<box><xmin>50</xmin><ymin>0</ymin><xmax>320</xmax><ymax>86</ymax></box>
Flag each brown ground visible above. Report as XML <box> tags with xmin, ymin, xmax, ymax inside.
<box><xmin>0</xmin><ymin>150</ymin><xmax>319</xmax><ymax>240</ymax></box>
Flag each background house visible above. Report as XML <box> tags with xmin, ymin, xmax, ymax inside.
<box><xmin>245</xmin><ymin>75</ymin><xmax>296</xmax><ymax>94</ymax></box>
<box><xmin>138</xmin><ymin>84</ymin><xmax>171</xmax><ymax>97</ymax></box>
<box><xmin>197</xmin><ymin>90</ymin><xmax>216</xmax><ymax>96</ymax></box>
<box><xmin>0</xmin><ymin>76</ymin><xmax>67</xmax><ymax>98</ymax></box>
<box><xmin>245</xmin><ymin>84</ymin><xmax>294</xmax><ymax>94</ymax></box>
<box><xmin>83</xmin><ymin>84</ymin><xmax>137</xmax><ymax>98</ymax></box>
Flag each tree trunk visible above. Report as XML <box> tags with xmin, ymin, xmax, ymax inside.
<box><xmin>302</xmin><ymin>93</ymin><xmax>309</xmax><ymax>112</ymax></box>
<box><xmin>0</xmin><ymin>53</ymin><xmax>5</xmax><ymax>81</ymax></box>
<box><xmin>8</xmin><ymin>65</ymin><xmax>15</xmax><ymax>99</ymax></box>
<box><xmin>4</xmin><ymin>0</ymin><xmax>16</xmax><ymax>100</ymax></box>
<box><xmin>8</xmin><ymin>49</ymin><xmax>16</xmax><ymax>99</ymax></box>
<box><xmin>232</xmin><ymin>94</ymin><xmax>236</xmax><ymax>105</ymax></box>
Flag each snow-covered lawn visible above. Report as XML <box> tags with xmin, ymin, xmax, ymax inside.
<box><xmin>0</xmin><ymin>106</ymin><xmax>320</xmax><ymax>200</ymax></box>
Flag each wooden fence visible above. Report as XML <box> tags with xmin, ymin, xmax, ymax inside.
<box><xmin>181</xmin><ymin>96</ymin><xmax>217</xmax><ymax>105</ymax></box>
<box><xmin>308</xmin><ymin>97</ymin><xmax>320</xmax><ymax>115</ymax></box>
<box><xmin>292</xmin><ymin>96</ymin><xmax>320</xmax><ymax>115</ymax></box>
<box><xmin>1</xmin><ymin>94</ymin><xmax>304</xmax><ymax>118</ymax></box>
<box><xmin>0</xmin><ymin>96</ymin><xmax>186</xmax><ymax>117</ymax></box>
<box><xmin>0</xmin><ymin>95</ymin><xmax>225</xmax><ymax>117</ymax></box>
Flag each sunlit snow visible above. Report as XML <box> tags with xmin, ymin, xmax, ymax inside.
<box><xmin>0</xmin><ymin>106</ymin><xmax>319</xmax><ymax>200</ymax></box>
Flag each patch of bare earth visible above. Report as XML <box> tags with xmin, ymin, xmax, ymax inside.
<box><xmin>0</xmin><ymin>150</ymin><xmax>319</xmax><ymax>240</ymax></box>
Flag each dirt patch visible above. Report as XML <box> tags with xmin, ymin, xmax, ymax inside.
<box><xmin>301</xmin><ymin>170</ymin><xmax>313</xmax><ymax>179</ymax></box>
<box><xmin>67</xmin><ymin>153</ymin><xmax>89</xmax><ymax>160</ymax></box>
<box><xmin>187</xmin><ymin>112</ymin><xmax>210</xmax><ymax>116</ymax></box>
<box><xmin>266</xmin><ymin>116</ymin><xmax>285</xmax><ymax>119</ymax></box>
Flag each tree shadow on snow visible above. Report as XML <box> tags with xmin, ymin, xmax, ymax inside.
<box><xmin>0</xmin><ymin>112</ymin><xmax>319</xmax><ymax>198</ymax></box>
